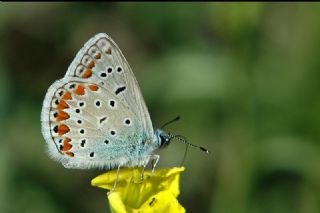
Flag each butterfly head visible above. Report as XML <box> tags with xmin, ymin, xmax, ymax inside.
<box><xmin>154</xmin><ymin>129</ymin><xmax>173</xmax><ymax>149</ymax></box>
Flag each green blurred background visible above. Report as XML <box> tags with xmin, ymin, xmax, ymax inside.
<box><xmin>1</xmin><ymin>2</ymin><xmax>320</xmax><ymax>213</ymax></box>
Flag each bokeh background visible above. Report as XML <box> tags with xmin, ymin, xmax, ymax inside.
<box><xmin>1</xmin><ymin>2</ymin><xmax>320</xmax><ymax>213</ymax></box>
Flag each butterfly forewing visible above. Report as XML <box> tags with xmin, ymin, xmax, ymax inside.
<box><xmin>65</xmin><ymin>33</ymin><xmax>153</xmax><ymax>143</ymax></box>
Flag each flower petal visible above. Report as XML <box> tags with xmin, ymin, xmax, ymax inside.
<box><xmin>91</xmin><ymin>167</ymin><xmax>186</xmax><ymax>213</ymax></box>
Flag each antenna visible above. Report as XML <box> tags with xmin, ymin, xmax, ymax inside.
<box><xmin>161</xmin><ymin>116</ymin><xmax>181</xmax><ymax>129</ymax></box>
<box><xmin>173</xmin><ymin>134</ymin><xmax>210</xmax><ymax>154</ymax></box>
<box><xmin>180</xmin><ymin>143</ymin><xmax>189</xmax><ymax>167</ymax></box>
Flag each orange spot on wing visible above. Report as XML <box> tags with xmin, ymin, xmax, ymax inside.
<box><xmin>56</xmin><ymin>110</ymin><xmax>69</xmax><ymax>121</ymax></box>
<box><xmin>62</xmin><ymin>138</ymin><xmax>72</xmax><ymax>151</ymax></box>
<box><xmin>57</xmin><ymin>100</ymin><xmax>69</xmax><ymax>110</ymax></box>
<box><xmin>106</xmin><ymin>48</ymin><xmax>112</xmax><ymax>55</ymax></box>
<box><xmin>82</xmin><ymin>69</ymin><xmax>92</xmax><ymax>78</ymax></box>
<box><xmin>88</xmin><ymin>61</ymin><xmax>95</xmax><ymax>69</ymax></box>
<box><xmin>75</xmin><ymin>84</ymin><xmax>85</xmax><ymax>95</ymax></box>
<box><xmin>58</xmin><ymin>124</ymin><xmax>70</xmax><ymax>135</ymax></box>
<box><xmin>88</xmin><ymin>84</ymin><xmax>99</xmax><ymax>91</ymax></box>
<box><xmin>62</xmin><ymin>91</ymin><xmax>72</xmax><ymax>100</ymax></box>
<box><xmin>94</xmin><ymin>53</ymin><xmax>101</xmax><ymax>59</ymax></box>
<box><xmin>65</xmin><ymin>152</ymin><xmax>74</xmax><ymax>157</ymax></box>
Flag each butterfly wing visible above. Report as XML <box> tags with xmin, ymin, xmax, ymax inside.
<box><xmin>41</xmin><ymin>77</ymin><xmax>146</xmax><ymax>169</ymax></box>
<box><xmin>65</xmin><ymin>33</ymin><xmax>153</xmax><ymax>143</ymax></box>
<box><xmin>41</xmin><ymin>33</ymin><xmax>154</xmax><ymax>169</ymax></box>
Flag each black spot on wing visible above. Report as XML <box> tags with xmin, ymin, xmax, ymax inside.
<box><xmin>115</xmin><ymin>86</ymin><xmax>126</xmax><ymax>95</ymax></box>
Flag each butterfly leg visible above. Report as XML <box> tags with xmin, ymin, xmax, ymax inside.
<box><xmin>109</xmin><ymin>164</ymin><xmax>121</xmax><ymax>194</ymax></box>
<box><xmin>139</xmin><ymin>155</ymin><xmax>159</xmax><ymax>180</ymax></box>
<box><xmin>150</xmin><ymin>154</ymin><xmax>160</xmax><ymax>174</ymax></box>
<box><xmin>139</xmin><ymin>157</ymin><xmax>151</xmax><ymax>182</ymax></box>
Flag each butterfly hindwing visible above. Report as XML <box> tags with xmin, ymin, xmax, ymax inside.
<box><xmin>41</xmin><ymin>77</ymin><xmax>145</xmax><ymax>169</ymax></box>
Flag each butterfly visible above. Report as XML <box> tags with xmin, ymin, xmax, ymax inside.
<box><xmin>41</xmin><ymin>33</ymin><xmax>208</xmax><ymax>171</ymax></box>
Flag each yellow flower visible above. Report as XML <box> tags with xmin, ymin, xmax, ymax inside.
<box><xmin>91</xmin><ymin>167</ymin><xmax>186</xmax><ymax>213</ymax></box>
